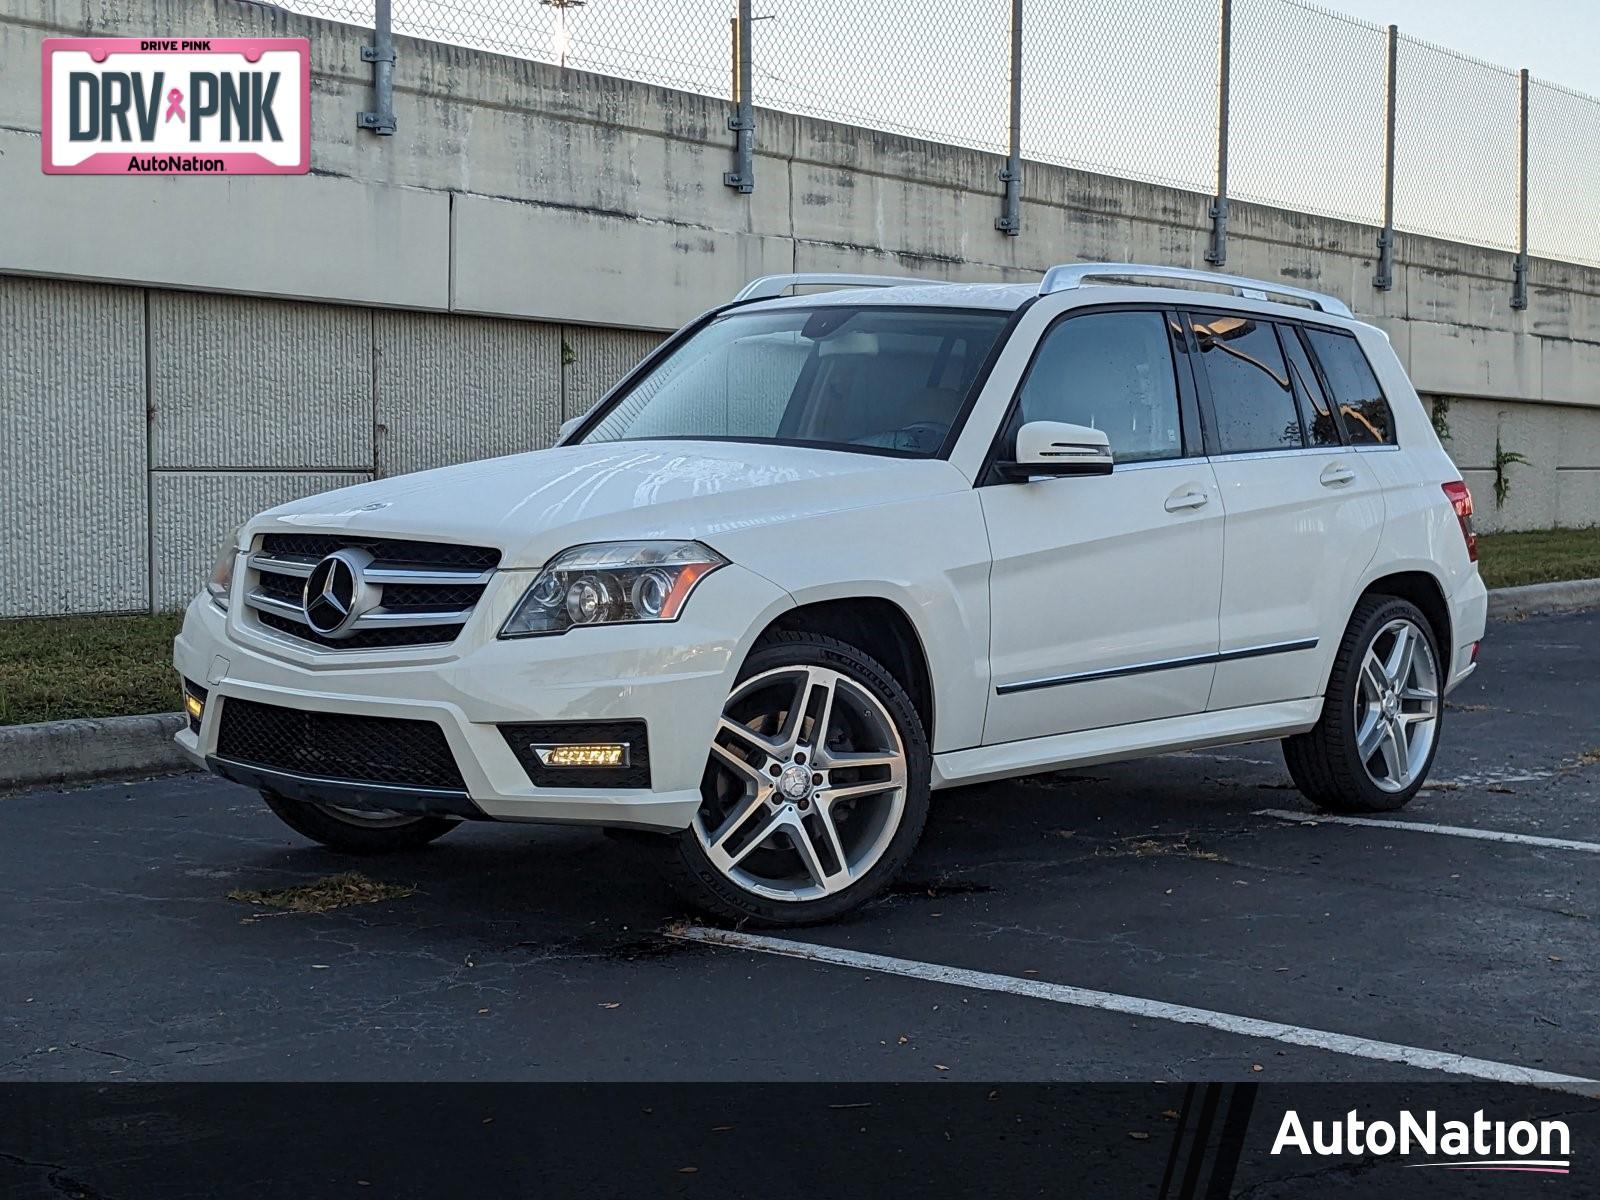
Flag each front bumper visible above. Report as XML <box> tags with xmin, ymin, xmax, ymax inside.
<box><xmin>174</xmin><ymin>564</ymin><xmax>792</xmax><ymax>831</ymax></box>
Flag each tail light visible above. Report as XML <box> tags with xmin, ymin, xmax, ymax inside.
<box><xmin>1442</xmin><ymin>481</ymin><xmax>1477</xmax><ymax>562</ymax></box>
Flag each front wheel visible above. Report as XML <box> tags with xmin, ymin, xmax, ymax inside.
<box><xmin>657</xmin><ymin>632</ymin><xmax>931</xmax><ymax>926</ymax></box>
<box><xmin>261</xmin><ymin>791</ymin><xmax>460</xmax><ymax>854</ymax></box>
<box><xmin>1283</xmin><ymin>595</ymin><xmax>1444</xmax><ymax>813</ymax></box>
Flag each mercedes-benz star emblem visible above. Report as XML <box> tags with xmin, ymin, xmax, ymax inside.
<box><xmin>302</xmin><ymin>549</ymin><xmax>373</xmax><ymax>637</ymax></box>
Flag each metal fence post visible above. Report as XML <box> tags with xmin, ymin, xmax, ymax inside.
<box><xmin>1374</xmin><ymin>24</ymin><xmax>1398</xmax><ymax>290</ymax></box>
<box><xmin>1204</xmin><ymin>0</ymin><xmax>1232</xmax><ymax>265</ymax></box>
<box><xmin>1512</xmin><ymin>67</ymin><xmax>1530</xmax><ymax>309</ymax></box>
<box><xmin>995</xmin><ymin>0</ymin><xmax>1023</xmax><ymax>235</ymax></box>
<box><xmin>724</xmin><ymin>0</ymin><xmax>755</xmax><ymax>194</ymax></box>
<box><xmin>358</xmin><ymin>0</ymin><xmax>397</xmax><ymax>135</ymax></box>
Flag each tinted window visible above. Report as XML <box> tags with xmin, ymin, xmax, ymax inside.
<box><xmin>1015</xmin><ymin>310</ymin><xmax>1183</xmax><ymax>463</ymax></box>
<box><xmin>1304</xmin><ymin>328</ymin><xmax>1394</xmax><ymax>445</ymax></box>
<box><xmin>1282</xmin><ymin>325</ymin><xmax>1342</xmax><ymax>448</ymax></box>
<box><xmin>581</xmin><ymin>306</ymin><xmax>1009</xmax><ymax>456</ymax></box>
<box><xmin>1190</xmin><ymin>313</ymin><xmax>1303</xmax><ymax>454</ymax></box>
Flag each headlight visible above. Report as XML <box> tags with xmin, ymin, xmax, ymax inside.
<box><xmin>206</xmin><ymin>530</ymin><xmax>240</xmax><ymax>610</ymax></box>
<box><xmin>500</xmin><ymin>541</ymin><xmax>726</xmax><ymax>638</ymax></box>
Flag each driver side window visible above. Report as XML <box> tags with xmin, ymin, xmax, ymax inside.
<box><xmin>1015</xmin><ymin>310</ymin><xmax>1184</xmax><ymax>464</ymax></box>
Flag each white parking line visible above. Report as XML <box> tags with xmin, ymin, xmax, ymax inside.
<box><xmin>1257</xmin><ymin>809</ymin><xmax>1600</xmax><ymax>854</ymax></box>
<box><xmin>668</xmin><ymin>926</ymin><xmax>1597</xmax><ymax>1091</ymax></box>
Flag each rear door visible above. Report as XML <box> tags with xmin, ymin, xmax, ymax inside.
<box><xmin>1186</xmin><ymin>311</ymin><xmax>1385</xmax><ymax>710</ymax></box>
<box><xmin>980</xmin><ymin>306</ymin><xmax>1224</xmax><ymax>744</ymax></box>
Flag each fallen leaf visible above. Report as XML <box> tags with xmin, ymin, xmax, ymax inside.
<box><xmin>1251</xmin><ymin>1064</ymin><xmax>1264</xmax><ymax>1073</ymax></box>
<box><xmin>1129</xmin><ymin>1131</ymin><xmax>1151</xmax><ymax>1141</ymax></box>
<box><xmin>477</xmin><ymin>1008</ymin><xmax>490</xmax><ymax>1015</ymax></box>
<box><xmin>678</xmin><ymin>1166</ymin><xmax>699</xmax><ymax>1174</ymax></box>
<box><xmin>711</xmin><ymin>1125</ymin><xmax>733</xmax><ymax>1132</ymax></box>
<box><xmin>897</xmin><ymin>1035</ymin><xmax>909</xmax><ymax>1045</ymax></box>
<box><xmin>599</xmin><ymin>1002</ymin><xmax>621</xmax><ymax>1009</ymax></box>
<box><xmin>934</xmin><ymin>1064</ymin><xmax>950</xmax><ymax>1072</ymax></box>
<box><xmin>227</xmin><ymin>872</ymin><xmax>415</xmax><ymax>913</ymax></box>
<box><xmin>1161</xmin><ymin>1109</ymin><xmax>1180</xmax><ymax>1120</ymax></box>
<box><xmin>1550</xmin><ymin>956</ymin><xmax>1564</xmax><ymax>963</ymax></box>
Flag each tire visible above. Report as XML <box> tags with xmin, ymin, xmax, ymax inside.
<box><xmin>261</xmin><ymin>791</ymin><xmax>460</xmax><ymax>854</ymax></box>
<box><xmin>1282</xmin><ymin>595</ymin><xmax>1445</xmax><ymax>813</ymax></box>
<box><xmin>657</xmin><ymin>631</ymin><xmax>932</xmax><ymax>926</ymax></box>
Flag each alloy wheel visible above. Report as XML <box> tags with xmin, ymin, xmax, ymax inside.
<box><xmin>1353</xmin><ymin>618</ymin><xmax>1440</xmax><ymax>793</ymax></box>
<box><xmin>693</xmin><ymin>664</ymin><xmax>908</xmax><ymax>902</ymax></box>
<box><xmin>312</xmin><ymin>802</ymin><xmax>426</xmax><ymax>829</ymax></box>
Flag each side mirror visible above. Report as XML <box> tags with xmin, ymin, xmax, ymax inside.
<box><xmin>998</xmin><ymin>420</ymin><xmax>1114</xmax><ymax>480</ymax></box>
<box><xmin>556</xmin><ymin>416</ymin><xmax>583</xmax><ymax>444</ymax></box>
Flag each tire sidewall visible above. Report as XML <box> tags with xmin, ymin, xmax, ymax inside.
<box><xmin>670</xmin><ymin>633</ymin><xmax>932</xmax><ymax>926</ymax></box>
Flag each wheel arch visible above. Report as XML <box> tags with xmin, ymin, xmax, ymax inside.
<box><xmin>1339</xmin><ymin>568</ymin><xmax>1454</xmax><ymax>686</ymax></box>
<box><xmin>753</xmin><ymin>596</ymin><xmax>937</xmax><ymax>749</ymax></box>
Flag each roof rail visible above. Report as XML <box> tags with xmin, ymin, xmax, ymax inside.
<box><xmin>733</xmin><ymin>273</ymin><xmax>948</xmax><ymax>303</ymax></box>
<box><xmin>1038</xmin><ymin>262</ymin><xmax>1353</xmax><ymax>318</ymax></box>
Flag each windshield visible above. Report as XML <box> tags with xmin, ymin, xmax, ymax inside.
<box><xmin>577</xmin><ymin>305</ymin><xmax>1010</xmax><ymax>457</ymax></box>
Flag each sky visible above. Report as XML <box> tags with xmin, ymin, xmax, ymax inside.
<box><xmin>1316</xmin><ymin>0</ymin><xmax>1600</xmax><ymax>95</ymax></box>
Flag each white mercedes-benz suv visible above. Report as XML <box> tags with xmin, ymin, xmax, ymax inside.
<box><xmin>175</xmin><ymin>263</ymin><xmax>1486</xmax><ymax>924</ymax></box>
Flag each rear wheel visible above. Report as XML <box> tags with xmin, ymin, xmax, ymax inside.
<box><xmin>658</xmin><ymin>632</ymin><xmax>931</xmax><ymax>926</ymax></box>
<box><xmin>1283</xmin><ymin>595</ymin><xmax>1443</xmax><ymax>813</ymax></box>
<box><xmin>261</xmin><ymin>792</ymin><xmax>459</xmax><ymax>854</ymax></box>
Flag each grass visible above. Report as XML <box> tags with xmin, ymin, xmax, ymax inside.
<box><xmin>1477</xmin><ymin>527</ymin><xmax>1600</xmax><ymax>590</ymax></box>
<box><xmin>0</xmin><ymin>526</ymin><xmax>1596</xmax><ymax>726</ymax></box>
<box><xmin>0</xmin><ymin>612</ymin><xmax>182</xmax><ymax>726</ymax></box>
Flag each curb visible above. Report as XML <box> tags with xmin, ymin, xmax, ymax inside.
<box><xmin>3</xmin><ymin>578</ymin><xmax>1597</xmax><ymax>793</ymax></box>
<box><xmin>1487</xmin><ymin>577</ymin><xmax>1600</xmax><ymax>620</ymax></box>
<box><xmin>0</xmin><ymin>712</ymin><xmax>190</xmax><ymax>793</ymax></box>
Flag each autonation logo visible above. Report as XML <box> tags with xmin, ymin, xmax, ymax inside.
<box><xmin>1272</xmin><ymin>1109</ymin><xmax>1572</xmax><ymax>1174</ymax></box>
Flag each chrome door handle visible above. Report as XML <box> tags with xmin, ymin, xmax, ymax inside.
<box><xmin>1320</xmin><ymin>464</ymin><xmax>1357</xmax><ymax>487</ymax></box>
<box><xmin>1164</xmin><ymin>489</ymin><xmax>1210</xmax><ymax>512</ymax></box>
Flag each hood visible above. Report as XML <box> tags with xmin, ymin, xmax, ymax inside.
<box><xmin>250</xmin><ymin>440</ymin><xmax>969</xmax><ymax>567</ymax></box>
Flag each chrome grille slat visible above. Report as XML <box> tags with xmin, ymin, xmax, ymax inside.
<box><xmin>354</xmin><ymin>607</ymin><xmax>477</xmax><ymax>628</ymax></box>
<box><xmin>249</xmin><ymin>553</ymin><xmax>317</xmax><ymax>578</ymax></box>
<box><xmin>242</xmin><ymin>534</ymin><xmax>499</xmax><ymax>651</ymax></box>
<box><xmin>363</xmin><ymin>565</ymin><xmax>495</xmax><ymax>585</ymax></box>
<box><xmin>247</xmin><ymin>590</ymin><xmax>311</xmax><ymax>623</ymax></box>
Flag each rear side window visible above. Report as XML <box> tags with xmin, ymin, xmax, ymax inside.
<box><xmin>1281</xmin><ymin>326</ymin><xmax>1342</xmax><ymax>448</ymax></box>
<box><xmin>1014</xmin><ymin>310</ymin><xmax>1183</xmax><ymax>463</ymax></box>
<box><xmin>1189</xmin><ymin>313</ymin><xmax>1303</xmax><ymax>454</ymax></box>
<box><xmin>1304</xmin><ymin>329</ymin><xmax>1394</xmax><ymax>445</ymax></box>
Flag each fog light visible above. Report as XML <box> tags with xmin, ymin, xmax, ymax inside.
<box><xmin>532</xmin><ymin>743</ymin><xmax>630</xmax><ymax>768</ymax></box>
<box><xmin>181</xmin><ymin>679</ymin><xmax>208</xmax><ymax>735</ymax></box>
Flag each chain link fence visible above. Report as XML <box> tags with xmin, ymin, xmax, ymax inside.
<box><xmin>276</xmin><ymin>0</ymin><xmax>1600</xmax><ymax>271</ymax></box>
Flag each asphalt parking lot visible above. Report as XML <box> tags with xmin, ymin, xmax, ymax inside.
<box><xmin>3</xmin><ymin>611</ymin><xmax>1597</xmax><ymax>1085</ymax></box>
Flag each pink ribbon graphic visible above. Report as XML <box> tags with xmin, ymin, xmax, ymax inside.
<box><xmin>164</xmin><ymin>88</ymin><xmax>185</xmax><ymax>123</ymax></box>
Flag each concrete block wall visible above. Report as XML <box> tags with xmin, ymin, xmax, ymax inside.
<box><xmin>2</xmin><ymin>0</ymin><xmax>1597</xmax><ymax>618</ymax></box>
<box><xmin>0</xmin><ymin>274</ymin><xmax>661</xmax><ymax>617</ymax></box>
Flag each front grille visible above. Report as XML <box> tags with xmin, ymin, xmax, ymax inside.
<box><xmin>242</xmin><ymin>533</ymin><xmax>500</xmax><ymax>652</ymax></box>
<box><xmin>256</xmin><ymin>609</ymin><xmax>466</xmax><ymax>650</ymax></box>
<box><xmin>499</xmin><ymin>720</ymin><xmax>652</xmax><ymax>788</ymax></box>
<box><xmin>216</xmin><ymin>697</ymin><xmax>467</xmax><ymax>792</ymax></box>
<box><xmin>259</xmin><ymin>534</ymin><xmax>499</xmax><ymax>571</ymax></box>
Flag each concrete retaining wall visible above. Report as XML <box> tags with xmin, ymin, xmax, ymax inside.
<box><xmin>1</xmin><ymin>0</ymin><xmax>1597</xmax><ymax>617</ymax></box>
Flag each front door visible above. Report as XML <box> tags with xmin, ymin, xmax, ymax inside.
<box><xmin>981</xmin><ymin>307</ymin><xmax>1225</xmax><ymax>744</ymax></box>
